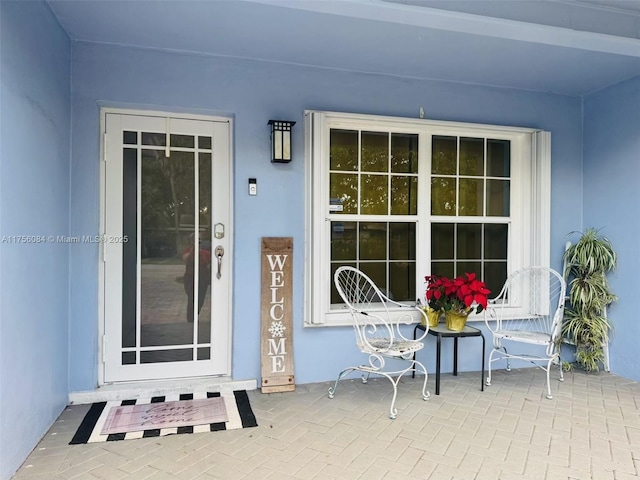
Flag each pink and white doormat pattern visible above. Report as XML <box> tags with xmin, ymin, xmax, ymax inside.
<box><xmin>70</xmin><ymin>391</ymin><xmax>257</xmax><ymax>444</ymax></box>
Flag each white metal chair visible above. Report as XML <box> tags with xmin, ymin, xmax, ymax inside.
<box><xmin>484</xmin><ymin>266</ymin><xmax>566</xmax><ymax>399</ymax></box>
<box><xmin>331</xmin><ymin>266</ymin><xmax>430</xmax><ymax>419</ymax></box>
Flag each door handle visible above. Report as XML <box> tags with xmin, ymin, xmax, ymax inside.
<box><xmin>215</xmin><ymin>246</ymin><xmax>224</xmax><ymax>279</ymax></box>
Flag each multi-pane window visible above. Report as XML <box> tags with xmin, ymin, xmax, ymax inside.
<box><xmin>306</xmin><ymin>111</ymin><xmax>550</xmax><ymax>326</ymax></box>
<box><xmin>328</xmin><ymin>129</ymin><xmax>418</xmax><ymax>303</ymax></box>
<box><xmin>430</xmin><ymin>136</ymin><xmax>511</xmax><ymax>296</ymax></box>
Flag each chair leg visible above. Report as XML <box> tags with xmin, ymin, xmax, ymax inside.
<box><xmin>487</xmin><ymin>346</ymin><xmax>511</xmax><ymax>387</ymax></box>
<box><xmin>487</xmin><ymin>346</ymin><xmax>561</xmax><ymax>400</ymax></box>
<box><xmin>381</xmin><ymin>360</ymin><xmax>429</xmax><ymax>419</ymax></box>
<box><xmin>413</xmin><ymin>359</ymin><xmax>430</xmax><ymax>401</ymax></box>
<box><xmin>377</xmin><ymin>371</ymin><xmax>400</xmax><ymax>419</ymax></box>
<box><xmin>558</xmin><ymin>356</ymin><xmax>565</xmax><ymax>382</ymax></box>
<box><xmin>486</xmin><ymin>349</ymin><xmax>496</xmax><ymax>386</ymax></box>
<box><xmin>329</xmin><ymin>360</ymin><xmax>429</xmax><ymax>419</ymax></box>
<box><xmin>543</xmin><ymin>355</ymin><xmax>564</xmax><ymax>399</ymax></box>
<box><xmin>503</xmin><ymin>347</ymin><xmax>511</xmax><ymax>371</ymax></box>
<box><xmin>328</xmin><ymin>367</ymin><xmax>357</xmax><ymax>399</ymax></box>
<box><xmin>545</xmin><ymin>358</ymin><xmax>553</xmax><ymax>399</ymax></box>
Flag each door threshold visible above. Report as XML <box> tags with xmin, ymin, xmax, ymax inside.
<box><xmin>69</xmin><ymin>377</ymin><xmax>257</xmax><ymax>405</ymax></box>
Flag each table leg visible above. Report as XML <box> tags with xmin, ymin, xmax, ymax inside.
<box><xmin>453</xmin><ymin>337</ymin><xmax>459</xmax><ymax>376</ymax></box>
<box><xmin>435</xmin><ymin>334</ymin><xmax>441</xmax><ymax>395</ymax></box>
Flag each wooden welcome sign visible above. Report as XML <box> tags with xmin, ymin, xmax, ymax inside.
<box><xmin>260</xmin><ymin>237</ymin><xmax>295</xmax><ymax>393</ymax></box>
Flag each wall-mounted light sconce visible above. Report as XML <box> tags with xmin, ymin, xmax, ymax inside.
<box><xmin>268</xmin><ymin>120</ymin><xmax>295</xmax><ymax>163</ymax></box>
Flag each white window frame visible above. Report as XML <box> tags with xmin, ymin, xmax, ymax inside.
<box><xmin>304</xmin><ymin>110</ymin><xmax>550</xmax><ymax>327</ymax></box>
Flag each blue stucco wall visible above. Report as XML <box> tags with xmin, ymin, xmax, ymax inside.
<box><xmin>69</xmin><ymin>42</ymin><xmax>584</xmax><ymax>391</ymax></box>
<box><xmin>0</xmin><ymin>2</ymin><xmax>71</xmax><ymax>478</ymax></box>
<box><xmin>1</xmin><ymin>3</ymin><xmax>637</xmax><ymax>477</ymax></box>
<box><xmin>583</xmin><ymin>76</ymin><xmax>640</xmax><ymax>380</ymax></box>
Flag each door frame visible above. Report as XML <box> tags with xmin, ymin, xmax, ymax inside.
<box><xmin>97</xmin><ymin>107</ymin><xmax>234</xmax><ymax>385</ymax></box>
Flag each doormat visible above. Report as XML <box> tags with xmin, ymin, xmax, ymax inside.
<box><xmin>102</xmin><ymin>396</ymin><xmax>228</xmax><ymax>434</ymax></box>
<box><xmin>69</xmin><ymin>390</ymin><xmax>257</xmax><ymax>444</ymax></box>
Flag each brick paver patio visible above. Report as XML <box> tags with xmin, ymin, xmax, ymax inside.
<box><xmin>13</xmin><ymin>368</ymin><xmax>640</xmax><ymax>479</ymax></box>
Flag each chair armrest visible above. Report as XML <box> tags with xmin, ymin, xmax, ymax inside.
<box><xmin>350</xmin><ymin>309</ymin><xmax>394</xmax><ymax>352</ymax></box>
<box><xmin>350</xmin><ymin>294</ymin><xmax>429</xmax><ymax>343</ymax></box>
<box><xmin>387</xmin><ymin>300</ymin><xmax>429</xmax><ymax>342</ymax></box>
<box><xmin>483</xmin><ymin>301</ymin><xmax>501</xmax><ymax>332</ymax></box>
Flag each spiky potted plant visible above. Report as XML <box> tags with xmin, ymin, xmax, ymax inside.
<box><xmin>562</xmin><ymin>228</ymin><xmax>617</xmax><ymax>372</ymax></box>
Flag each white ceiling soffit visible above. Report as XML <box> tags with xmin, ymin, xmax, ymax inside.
<box><xmin>251</xmin><ymin>0</ymin><xmax>640</xmax><ymax>54</ymax></box>
<box><xmin>379</xmin><ymin>0</ymin><xmax>640</xmax><ymax>39</ymax></box>
<box><xmin>571</xmin><ymin>0</ymin><xmax>640</xmax><ymax>14</ymax></box>
<box><xmin>47</xmin><ymin>0</ymin><xmax>640</xmax><ymax>95</ymax></box>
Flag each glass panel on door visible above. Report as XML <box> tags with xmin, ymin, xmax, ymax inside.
<box><xmin>123</xmin><ymin>130</ymin><xmax>212</xmax><ymax>364</ymax></box>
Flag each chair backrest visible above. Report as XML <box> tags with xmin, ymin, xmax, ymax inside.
<box><xmin>488</xmin><ymin>266</ymin><xmax>566</xmax><ymax>350</ymax></box>
<box><xmin>334</xmin><ymin>266</ymin><xmax>396</xmax><ymax>352</ymax></box>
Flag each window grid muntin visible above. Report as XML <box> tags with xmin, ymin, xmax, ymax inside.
<box><xmin>308</xmin><ymin>110</ymin><xmax>548</xmax><ymax>327</ymax></box>
<box><xmin>329</xmin><ymin>128</ymin><xmax>419</xmax><ymax>306</ymax></box>
<box><xmin>330</xmin><ymin>128</ymin><xmax>512</xmax><ymax>306</ymax></box>
<box><xmin>430</xmin><ymin>219</ymin><xmax>510</xmax><ymax>297</ymax></box>
<box><xmin>430</xmin><ymin>135</ymin><xmax>511</xmax><ymax>291</ymax></box>
<box><xmin>330</xmin><ymin>130</ymin><xmax>420</xmax><ymax>217</ymax></box>
<box><xmin>329</xmin><ymin>218</ymin><xmax>418</xmax><ymax>306</ymax></box>
<box><xmin>431</xmin><ymin>136</ymin><xmax>511</xmax><ymax>218</ymax></box>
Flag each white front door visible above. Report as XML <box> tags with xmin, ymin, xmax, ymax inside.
<box><xmin>102</xmin><ymin>111</ymin><xmax>232</xmax><ymax>383</ymax></box>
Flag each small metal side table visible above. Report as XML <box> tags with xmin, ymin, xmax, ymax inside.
<box><xmin>413</xmin><ymin>323</ymin><xmax>485</xmax><ymax>395</ymax></box>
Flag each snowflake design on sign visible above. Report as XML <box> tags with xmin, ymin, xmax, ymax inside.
<box><xmin>269</xmin><ymin>321</ymin><xmax>286</xmax><ymax>337</ymax></box>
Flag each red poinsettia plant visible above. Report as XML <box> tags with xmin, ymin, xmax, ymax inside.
<box><xmin>425</xmin><ymin>273</ymin><xmax>491</xmax><ymax>315</ymax></box>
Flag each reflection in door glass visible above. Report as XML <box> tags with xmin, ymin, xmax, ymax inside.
<box><xmin>197</xmin><ymin>153</ymin><xmax>212</xmax><ymax>350</ymax></box>
<box><xmin>122</xmin><ymin>148</ymin><xmax>138</xmax><ymax>350</ymax></box>
<box><xmin>116</xmin><ymin>138</ymin><xmax>214</xmax><ymax>364</ymax></box>
<box><xmin>140</xmin><ymin>149</ymin><xmax>194</xmax><ymax>350</ymax></box>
